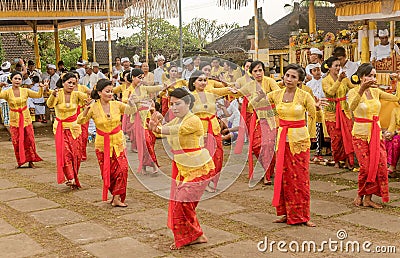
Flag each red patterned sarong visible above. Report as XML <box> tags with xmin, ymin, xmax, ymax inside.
<box><xmin>326</xmin><ymin>117</ymin><xmax>354</xmax><ymax>165</ymax></box>
<box><xmin>353</xmin><ymin>137</ymin><xmax>389</xmax><ymax>202</ymax></box>
<box><xmin>10</xmin><ymin>124</ymin><xmax>42</xmax><ymax>166</ymax></box>
<box><xmin>385</xmin><ymin>134</ymin><xmax>400</xmax><ymax>167</ymax></box>
<box><xmin>273</xmin><ymin>119</ymin><xmax>306</xmax><ymax>207</ymax></box>
<box><xmin>122</xmin><ymin>114</ymin><xmax>136</xmax><ymax>152</ymax></box>
<box><xmin>143</xmin><ymin>129</ymin><xmax>159</xmax><ymax>167</ymax></box>
<box><xmin>80</xmin><ymin>122</ymin><xmax>89</xmax><ymax>161</ymax></box>
<box><xmin>9</xmin><ymin>106</ymin><xmax>28</xmax><ymax>163</ymax></box>
<box><xmin>95</xmin><ymin>150</ymin><xmax>128</xmax><ymax>202</ymax></box>
<box><xmin>59</xmin><ymin>129</ymin><xmax>81</xmax><ymax>187</ymax></box>
<box><xmin>275</xmin><ymin>143</ymin><xmax>310</xmax><ymax>225</ymax></box>
<box><xmin>168</xmin><ymin>148</ymin><xmax>214</xmax><ymax>248</ymax></box>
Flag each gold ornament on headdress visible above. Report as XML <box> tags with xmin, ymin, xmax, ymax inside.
<box><xmin>324</xmin><ymin>63</ymin><xmax>329</xmax><ymax>69</ymax></box>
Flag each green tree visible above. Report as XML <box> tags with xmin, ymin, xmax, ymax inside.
<box><xmin>16</xmin><ymin>30</ymin><xmax>81</xmax><ymax>71</ymax></box>
<box><xmin>119</xmin><ymin>17</ymin><xmax>201</xmax><ymax>59</ymax></box>
<box><xmin>186</xmin><ymin>18</ymin><xmax>239</xmax><ymax>48</ymax></box>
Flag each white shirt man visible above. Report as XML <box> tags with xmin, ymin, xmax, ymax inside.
<box><xmin>76</xmin><ymin>61</ymin><xmax>86</xmax><ymax>79</ymax></box>
<box><xmin>371</xmin><ymin>29</ymin><xmax>400</xmax><ymax>61</ymax></box>
<box><xmin>305</xmin><ymin>48</ymin><xmax>323</xmax><ymax>76</ymax></box>
<box><xmin>44</xmin><ymin>64</ymin><xmax>60</xmax><ymax>90</ymax></box>
<box><xmin>333</xmin><ymin>46</ymin><xmax>360</xmax><ymax>79</ymax></box>
<box><xmin>306</xmin><ymin>63</ymin><xmax>325</xmax><ymax>99</ymax></box>
<box><xmin>181</xmin><ymin>58</ymin><xmax>196</xmax><ymax>80</ymax></box>
<box><xmin>0</xmin><ymin>62</ymin><xmax>11</xmax><ymax>105</ymax></box>
<box><xmin>153</xmin><ymin>54</ymin><xmax>165</xmax><ymax>85</ymax></box>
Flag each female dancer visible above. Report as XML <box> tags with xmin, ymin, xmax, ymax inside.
<box><xmin>160</xmin><ymin>64</ymin><xmax>187</xmax><ymax>118</ymax></box>
<box><xmin>0</xmin><ymin>71</ymin><xmax>44</xmax><ymax>168</ymax></box>
<box><xmin>47</xmin><ymin>72</ymin><xmax>88</xmax><ymax>189</ymax></box>
<box><xmin>322</xmin><ymin>56</ymin><xmax>355</xmax><ymax>169</ymax></box>
<box><xmin>141</xmin><ymin>62</ymin><xmax>155</xmax><ymax>86</ymax></box>
<box><xmin>113</xmin><ymin>70</ymin><xmax>132</xmax><ymax>99</ymax></box>
<box><xmin>199</xmin><ymin>61</ymin><xmax>229</xmax><ymax>91</ymax></box>
<box><xmin>72</xmin><ymin>70</ymin><xmax>91</xmax><ymax>161</ymax></box>
<box><xmin>348</xmin><ymin>63</ymin><xmax>399</xmax><ymax>208</ymax></box>
<box><xmin>148</xmin><ymin>88</ymin><xmax>214</xmax><ymax>250</ymax></box>
<box><xmin>234</xmin><ymin>61</ymin><xmax>280</xmax><ymax>184</ymax></box>
<box><xmin>188</xmin><ymin>70</ymin><xmax>237</xmax><ymax>192</ymax></box>
<box><xmin>268</xmin><ymin>64</ymin><xmax>321</xmax><ymax>226</ymax></box>
<box><xmin>122</xmin><ymin>68</ymin><xmax>168</xmax><ymax>174</ymax></box>
<box><xmin>78</xmin><ymin>79</ymin><xmax>135</xmax><ymax>207</ymax></box>
<box><xmin>112</xmin><ymin>57</ymin><xmax>123</xmax><ymax>78</ymax></box>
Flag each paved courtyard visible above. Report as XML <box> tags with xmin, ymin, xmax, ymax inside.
<box><xmin>0</xmin><ymin>126</ymin><xmax>399</xmax><ymax>257</ymax></box>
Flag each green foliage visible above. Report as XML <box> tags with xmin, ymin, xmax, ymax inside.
<box><xmin>186</xmin><ymin>18</ymin><xmax>239</xmax><ymax>48</ymax></box>
<box><xmin>119</xmin><ymin>17</ymin><xmax>200</xmax><ymax>59</ymax></box>
<box><xmin>15</xmin><ymin>30</ymin><xmax>81</xmax><ymax>71</ymax></box>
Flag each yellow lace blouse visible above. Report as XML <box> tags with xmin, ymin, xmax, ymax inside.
<box><xmin>47</xmin><ymin>89</ymin><xmax>87</xmax><ymax>139</ymax></box>
<box><xmin>122</xmin><ymin>85</ymin><xmax>163</xmax><ymax>127</ymax></box>
<box><xmin>143</xmin><ymin>72</ymin><xmax>155</xmax><ymax>86</ymax></box>
<box><xmin>76</xmin><ymin>84</ymin><xmax>91</xmax><ymax>112</ymax></box>
<box><xmin>235</xmin><ymin>75</ymin><xmax>252</xmax><ymax>89</ymax></box>
<box><xmin>77</xmin><ymin>101</ymin><xmax>134</xmax><ymax>156</ymax></box>
<box><xmin>159</xmin><ymin>79</ymin><xmax>187</xmax><ymax>98</ymax></box>
<box><xmin>191</xmin><ymin>87</ymin><xmax>231</xmax><ymax>135</ymax></box>
<box><xmin>165</xmin><ymin>112</ymin><xmax>214</xmax><ymax>183</ymax></box>
<box><xmin>205</xmin><ymin>79</ymin><xmax>224</xmax><ymax>91</ymax></box>
<box><xmin>348</xmin><ymin>86</ymin><xmax>399</xmax><ymax>141</ymax></box>
<box><xmin>322</xmin><ymin>74</ymin><xmax>354</xmax><ymax>122</ymax></box>
<box><xmin>267</xmin><ymin>87</ymin><xmax>316</xmax><ymax>154</ymax></box>
<box><xmin>211</xmin><ymin>66</ymin><xmax>224</xmax><ymax>77</ymax></box>
<box><xmin>113</xmin><ymin>82</ymin><xmax>129</xmax><ymax>95</ymax></box>
<box><xmin>387</xmin><ymin>107</ymin><xmax>400</xmax><ymax>134</ymax></box>
<box><xmin>0</xmin><ymin>87</ymin><xmax>43</xmax><ymax>127</ymax></box>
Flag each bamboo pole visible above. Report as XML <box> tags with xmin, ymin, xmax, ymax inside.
<box><xmin>145</xmin><ymin>0</ymin><xmax>149</xmax><ymax>63</ymax></box>
<box><xmin>361</xmin><ymin>22</ymin><xmax>370</xmax><ymax>63</ymax></box>
<box><xmin>92</xmin><ymin>25</ymin><xmax>96</xmax><ymax>62</ymax></box>
<box><xmin>54</xmin><ymin>20</ymin><xmax>61</xmax><ymax>65</ymax></box>
<box><xmin>280</xmin><ymin>54</ymin><xmax>284</xmax><ymax>76</ymax></box>
<box><xmin>81</xmin><ymin>21</ymin><xmax>88</xmax><ymax>61</ymax></box>
<box><xmin>390</xmin><ymin>20</ymin><xmax>395</xmax><ymax>52</ymax></box>
<box><xmin>33</xmin><ymin>21</ymin><xmax>41</xmax><ymax>69</ymax></box>
<box><xmin>254</xmin><ymin>0</ymin><xmax>258</xmax><ymax>60</ymax></box>
<box><xmin>106</xmin><ymin>0</ymin><xmax>112</xmax><ymax>79</ymax></box>
<box><xmin>308</xmin><ymin>0</ymin><xmax>316</xmax><ymax>36</ymax></box>
<box><xmin>179</xmin><ymin>0</ymin><xmax>183</xmax><ymax>67</ymax></box>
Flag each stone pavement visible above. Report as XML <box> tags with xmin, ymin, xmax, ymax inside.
<box><xmin>0</xmin><ymin>132</ymin><xmax>399</xmax><ymax>257</ymax></box>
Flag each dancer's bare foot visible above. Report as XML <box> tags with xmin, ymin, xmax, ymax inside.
<box><xmin>353</xmin><ymin>196</ymin><xmax>363</xmax><ymax>207</ymax></box>
<box><xmin>334</xmin><ymin>163</ymin><xmax>340</xmax><ymax>168</ymax></box>
<box><xmin>169</xmin><ymin>235</ymin><xmax>208</xmax><ymax>250</ymax></box>
<box><xmin>28</xmin><ymin>162</ymin><xmax>35</xmax><ymax>168</ymax></box>
<box><xmin>189</xmin><ymin>234</ymin><xmax>208</xmax><ymax>245</ymax></box>
<box><xmin>363</xmin><ymin>199</ymin><xmax>383</xmax><ymax>209</ymax></box>
<box><xmin>304</xmin><ymin>221</ymin><xmax>316</xmax><ymax>227</ymax></box>
<box><xmin>111</xmin><ymin>195</ymin><xmax>128</xmax><ymax>207</ymax></box>
<box><xmin>205</xmin><ymin>185</ymin><xmax>216</xmax><ymax>193</ymax></box>
<box><xmin>345</xmin><ymin>159</ymin><xmax>353</xmax><ymax>170</ymax></box>
<box><xmin>273</xmin><ymin>216</ymin><xmax>287</xmax><ymax>223</ymax></box>
<box><xmin>151</xmin><ymin>166</ymin><xmax>160</xmax><ymax>175</ymax></box>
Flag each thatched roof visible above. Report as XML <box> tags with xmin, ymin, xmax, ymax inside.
<box><xmin>0</xmin><ymin>0</ymin><xmax>178</xmax><ymax>32</ymax></box>
<box><xmin>217</xmin><ymin>0</ymin><xmax>250</xmax><ymax>9</ymax></box>
<box><xmin>127</xmin><ymin>0</ymin><xmax>178</xmax><ymax>18</ymax></box>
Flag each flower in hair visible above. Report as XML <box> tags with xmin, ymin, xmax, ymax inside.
<box><xmin>351</xmin><ymin>74</ymin><xmax>360</xmax><ymax>83</ymax></box>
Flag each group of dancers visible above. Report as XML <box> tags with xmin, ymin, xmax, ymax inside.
<box><xmin>0</xmin><ymin>54</ymin><xmax>398</xmax><ymax>250</ymax></box>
